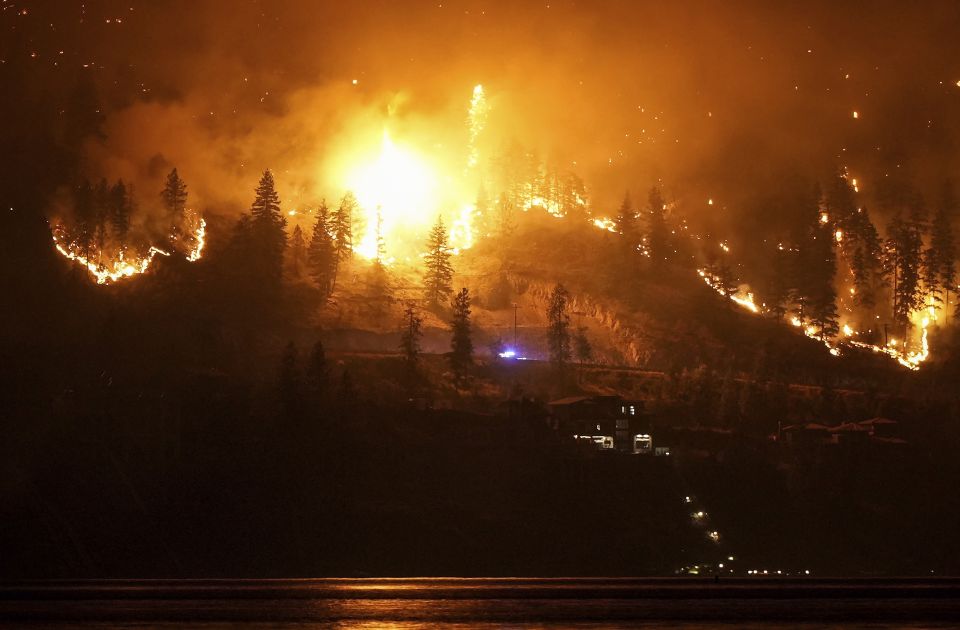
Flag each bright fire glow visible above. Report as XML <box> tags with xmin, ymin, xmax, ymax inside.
<box><xmin>54</xmin><ymin>237</ymin><xmax>170</xmax><ymax>284</ymax></box>
<box><xmin>697</xmin><ymin>268</ymin><xmax>759</xmax><ymax>313</ymax></box>
<box><xmin>347</xmin><ymin>129</ymin><xmax>439</xmax><ymax>261</ymax></box>
<box><xmin>593</xmin><ymin>217</ymin><xmax>618</xmax><ymax>232</ymax></box>
<box><xmin>467</xmin><ymin>84</ymin><xmax>488</xmax><ymax>169</ymax></box>
<box><xmin>187</xmin><ymin>218</ymin><xmax>207</xmax><ymax>262</ymax></box>
<box><xmin>52</xmin><ymin>217</ymin><xmax>206</xmax><ymax>284</ymax></box>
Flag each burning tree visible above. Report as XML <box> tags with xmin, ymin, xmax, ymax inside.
<box><xmin>367</xmin><ymin>206</ymin><xmax>391</xmax><ymax>303</ymax></box>
<box><xmin>848</xmin><ymin>207</ymin><xmax>884</xmax><ymax>310</ymax></box>
<box><xmin>161</xmin><ymin>168</ymin><xmax>188</xmax><ymax>243</ymax></box>
<box><xmin>885</xmin><ymin>212</ymin><xmax>924</xmax><ymax>327</ymax></box>
<box><xmin>108</xmin><ymin>180</ymin><xmax>131</xmax><ymax>252</ymax></box>
<box><xmin>73</xmin><ymin>180</ymin><xmax>95</xmax><ymax>261</ymax></box>
<box><xmin>546</xmin><ymin>283</ymin><xmax>572</xmax><ymax>367</ymax></box>
<box><xmin>53</xmin><ymin>171</ymin><xmax>205</xmax><ymax>284</ymax></box>
<box><xmin>808</xmin><ymin>205</ymin><xmax>840</xmax><ymax>340</ymax></box>
<box><xmin>423</xmin><ymin>216</ymin><xmax>454</xmax><ymax>306</ymax></box>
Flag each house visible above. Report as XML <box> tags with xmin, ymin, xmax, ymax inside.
<box><xmin>858</xmin><ymin>417</ymin><xmax>900</xmax><ymax>439</ymax></box>
<box><xmin>547</xmin><ymin>395</ymin><xmax>652</xmax><ymax>454</ymax></box>
<box><xmin>828</xmin><ymin>422</ymin><xmax>871</xmax><ymax>446</ymax></box>
<box><xmin>779</xmin><ymin>422</ymin><xmax>832</xmax><ymax>447</ymax></box>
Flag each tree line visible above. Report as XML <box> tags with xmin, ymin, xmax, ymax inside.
<box><xmin>57</xmin><ymin>168</ymin><xmax>199</xmax><ymax>265</ymax></box>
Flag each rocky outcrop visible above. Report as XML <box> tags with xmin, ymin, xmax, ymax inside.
<box><xmin>508</xmin><ymin>273</ymin><xmax>656</xmax><ymax>366</ymax></box>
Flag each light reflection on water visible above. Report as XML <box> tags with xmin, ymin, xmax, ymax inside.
<box><xmin>2</xmin><ymin>579</ymin><xmax>960</xmax><ymax>628</ymax></box>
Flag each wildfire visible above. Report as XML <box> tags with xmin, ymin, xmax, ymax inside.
<box><xmin>467</xmin><ymin>84</ymin><xmax>488</xmax><ymax>169</ymax></box>
<box><xmin>696</xmin><ymin>269</ymin><xmax>759</xmax><ymax>313</ymax></box>
<box><xmin>52</xmin><ymin>217</ymin><xmax>206</xmax><ymax>285</ymax></box>
<box><xmin>187</xmin><ymin>218</ymin><xmax>207</xmax><ymax>262</ymax></box>
<box><xmin>692</xmin><ymin>249</ymin><xmax>931</xmax><ymax>369</ymax></box>
<box><xmin>338</xmin><ymin>85</ymin><xmax>492</xmax><ymax>261</ymax></box>
<box><xmin>592</xmin><ymin>217</ymin><xmax>618</xmax><ymax>232</ymax></box>
<box><xmin>448</xmin><ymin>203</ymin><xmax>475</xmax><ymax>254</ymax></box>
<box><xmin>53</xmin><ymin>231</ymin><xmax>169</xmax><ymax>284</ymax></box>
<box><xmin>348</xmin><ymin>129</ymin><xmax>439</xmax><ymax>261</ymax></box>
<box><xmin>848</xmin><ymin>318</ymin><xmax>930</xmax><ymax>371</ymax></box>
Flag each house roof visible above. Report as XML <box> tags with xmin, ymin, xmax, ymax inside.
<box><xmin>873</xmin><ymin>436</ymin><xmax>908</xmax><ymax>445</ymax></box>
<box><xmin>783</xmin><ymin>422</ymin><xmax>830</xmax><ymax>432</ymax></box>
<box><xmin>829</xmin><ymin>422</ymin><xmax>871</xmax><ymax>433</ymax></box>
<box><xmin>548</xmin><ymin>396</ymin><xmax>593</xmax><ymax>406</ymax></box>
<box><xmin>859</xmin><ymin>417</ymin><xmax>898</xmax><ymax>426</ymax></box>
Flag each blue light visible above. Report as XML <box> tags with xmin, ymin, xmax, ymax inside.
<box><xmin>498</xmin><ymin>349</ymin><xmax>517</xmax><ymax>359</ymax></box>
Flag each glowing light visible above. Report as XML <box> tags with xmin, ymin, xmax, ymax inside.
<box><xmin>731</xmin><ymin>293</ymin><xmax>759</xmax><ymax>313</ymax></box>
<box><xmin>835</xmin><ymin>229</ymin><xmax>844</xmax><ymax>242</ymax></box>
<box><xmin>592</xmin><ymin>217</ymin><xmax>618</xmax><ymax>232</ymax></box>
<box><xmin>847</xmin><ymin>314</ymin><xmax>931</xmax><ymax>371</ymax></box>
<box><xmin>819</xmin><ymin>212</ymin><xmax>829</xmax><ymax>224</ymax></box>
<box><xmin>467</xmin><ymin>84</ymin><xmax>488</xmax><ymax>169</ymax></box>
<box><xmin>448</xmin><ymin>203</ymin><xmax>476</xmax><ymax>253</ymax></box>
<box><xmin>852</xmin><ymin>110</ymin><xmax>859</xmax><ymax>119</ymax></box>
<box><xmin>186</xmin><ymin>218</ymin><xmax>206</xmax><ymax>262</ymax></box>
<box><xmin>347</xmin><ymin>129</ymin><xmax>437</xmax><ymax>261</ymax></box>
<box><xmin>697</xmin><ymin>268</ymin><xmax>759</xmax><ymax>313</ymax></box>
<box><xmin>52</xmin><ymin>217</ymin><xmax>206</xmax><ymax>284</ymax></box>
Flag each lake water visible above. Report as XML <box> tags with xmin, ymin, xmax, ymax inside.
<box><xmin>2</xmin><ymin>578</ymin><xmax>960</xmax><ymax>628</ymax></box>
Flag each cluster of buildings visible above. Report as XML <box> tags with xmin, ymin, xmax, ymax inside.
<box><xmin>546</xmin><ymin>395</ymin><xmax>669</xmax><ymax>456</ymax></box>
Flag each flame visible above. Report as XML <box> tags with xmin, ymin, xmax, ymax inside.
<box><xmin>337</xmin><ymin>85</ymin><xmax>488</xmax><ymax>261</ymax></box>
<box><xmin>52</xmin><ymin>217</ymin><xmax>206</xmax><ymax>284</ymax></box>
<box><xmin>593</xmin><ymin>217</ymin><xmax>618</xmax><ymax>232</ymax></box>
<box><xmin>186</xmin><ymin>218</ymin><xmax>207</xmax><ymax>262</ymax></box>
<box><xmin>347</xmin><ymin>129</ymin><xmax>438</xmax><ymax>261</ymax></box>
<box><xmin>586</xmin><ymin>214</ymin><xmax>935</xmax><ymax>369</ymax></box>
<box><xmin>53</xmin><ymin>232</ymin><xmax>170</xmax><ymax>284</ymax></box>
<box><xmin>697</xmin><ymin>268</ymin><xmax>759</xmax><ymax>313</ymax></box>
<box><xmin>525</xmin><ymin>195</ymin><xmax>570</xmax><ymax>218</ymax></box>
<box><xmin>467</xmin><ymin>84</ymin><xmax>488</xmax><ymax>170</ymax></box>
<box><xmin>448</xmin><ymin>202</ymin><xmax>475</xmax><ymax>254</ymax></box>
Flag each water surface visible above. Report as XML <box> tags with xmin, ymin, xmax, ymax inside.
<box><xmin>2</xmin><ymin>578</ymin><xmax>959</xmax><ymax>628</ymax></box>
